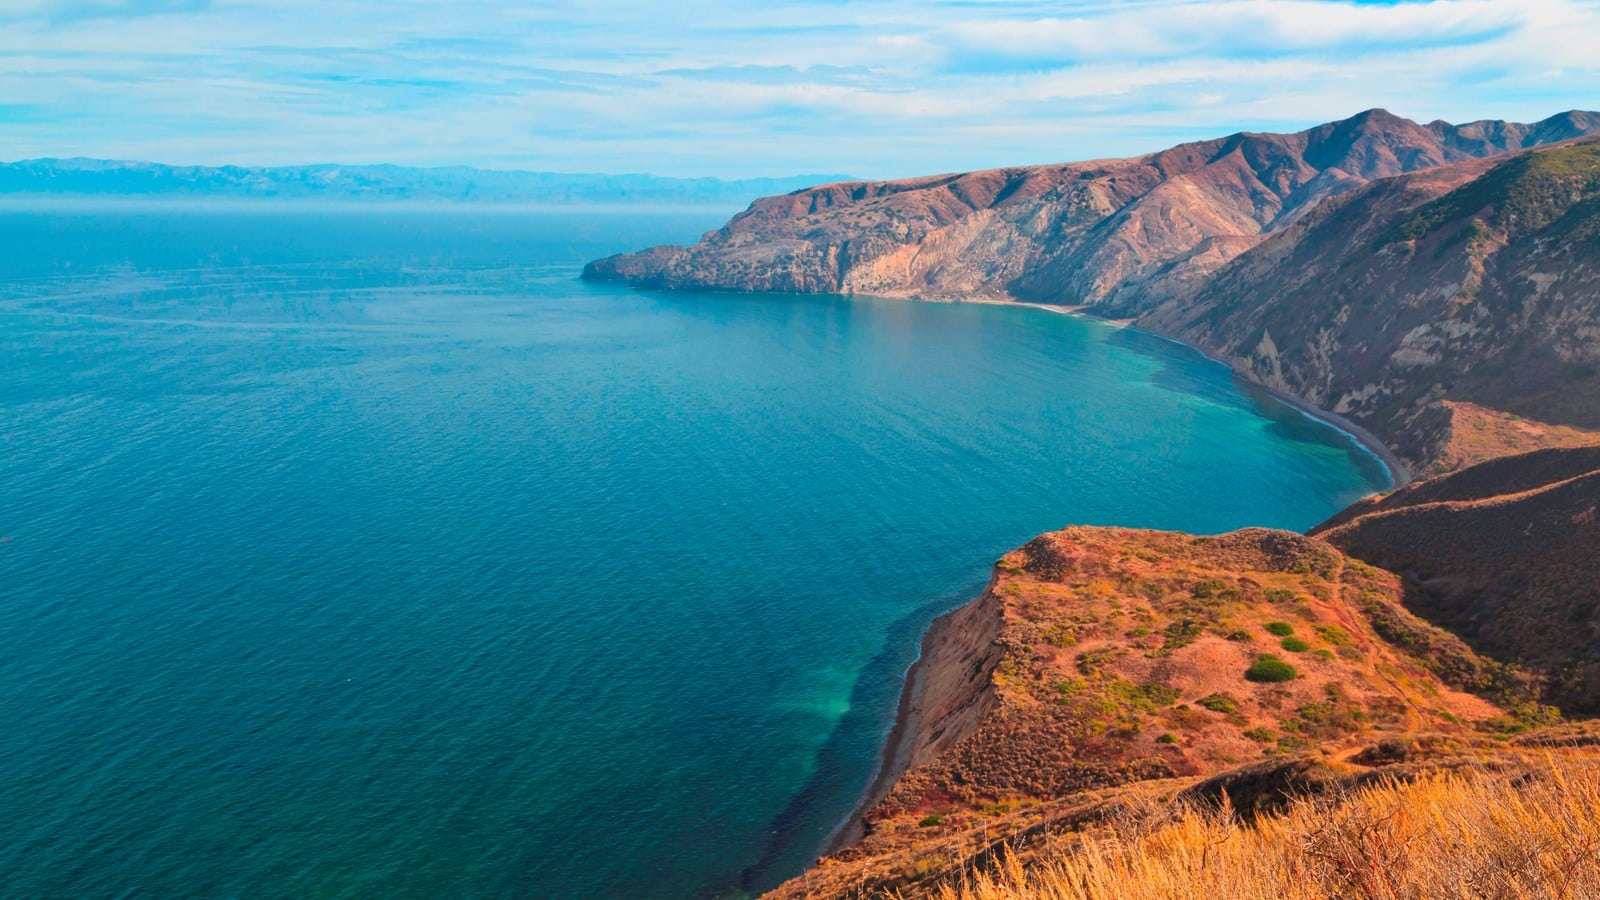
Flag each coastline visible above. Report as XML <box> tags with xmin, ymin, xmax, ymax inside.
<box><xmin>1254</xmin><ymin>383</ymin><xmax>1411</xmax><ymax>490</ymax></box>
<box><xmin>944</xmin><ymin>295</ymin><xmax>1411</xmax><ymax>490</ymax></box>
<box><xmin>814</xmin><ymin>294</ymin><xmax>1412</xmax><ymax>869</ymax></box>
<box><xmin>819</xmin><ymin>599</ymin><xmax>958</xmax><ymax>854</ymax></box>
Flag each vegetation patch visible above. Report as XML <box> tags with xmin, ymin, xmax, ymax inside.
<box><xmin>1197</xmin><ymin>693</ymin><xmax>1239</xmax><ymax>714</ymax></box>
<box><xmin>1280</xmin><ymin>637</ymin><xmax>1311</xmax><ymax>653</ymax></box>
<box><xmin>1264</xmin><ymin>621</ymin><xmax>1295</xmax><ymax>637</ymax></box>
<box><xmin>1154</xmin><ymin>618</ymin><xmax>1205</xmax><ymax>655</ymax></box>
<box><xmin>1245</xmin><ymin>655</ymin><xmax>1298</xmax><ymax>683</ymax></box>
<box><xmin>1314</xmin><ymin>625</ymin><xmax>1351</xmax><ymax>646</ymax></box>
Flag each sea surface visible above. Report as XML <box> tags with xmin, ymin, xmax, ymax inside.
<box><xmin>0</xmin><ymin>205</ymin><xmax>1390</xmax><ymax>898</ymax></box>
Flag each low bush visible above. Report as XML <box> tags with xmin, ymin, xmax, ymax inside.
<box><xmin>1246</xmin><ymin>655</ymin><xmax>1298</xmax><ymax>683</ymax></box>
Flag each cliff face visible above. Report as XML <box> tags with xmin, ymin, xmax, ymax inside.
<box><xmin>585</xmin><ymin>112</ymin><xmax>1600</xmax><ymax>475</ymax></box>
<box><xmin>585</xmin><ymin>110</ymin><xmax>1600</xmax><ymax>311</ymax></box>
<box><xmin>1313</xmin><ymin>446</ymin><xmax>1600</xmax><ymax>712</ymax></box>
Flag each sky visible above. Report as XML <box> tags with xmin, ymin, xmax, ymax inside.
<box><xmin>1</xmin><ymin>0</ymin><xmax>1598</xmax><ymax>178</ymax></box>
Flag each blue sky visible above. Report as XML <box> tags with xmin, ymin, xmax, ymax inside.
<box><xmin>1</xmin><ymin>0</ymin><xmax>1597</xmax><ymax>177</ymax></box>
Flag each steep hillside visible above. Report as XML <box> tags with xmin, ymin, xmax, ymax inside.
<box><xmin>773</xmin><ymin>450</ymin><xmax>1600</xmax><ymax>897</ymax></box>
<box><xmin>585</xmin><ymin>110</ymin><xmax>1600</xmax><ymax>311</ymax></box>
<box><xmin>1139</xmin><ymin>141</ymin><xmax>1600</xmax><ymax>472</ymax></box>
<box><xmin>1313</xmin><ymin>446</ymin><xmax>1600</xmax><ymax>712</ymax></box>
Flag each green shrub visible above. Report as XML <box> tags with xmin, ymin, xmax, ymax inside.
<box><xmin>1137</xmin><ymin>682</ymin><xmax>1181</xmax><ymax>707</ymax></box>
<box><xmin>1197</xmin><ymin>693</ymin><xmax>1239</xmax><ymax>713</ymax></box>
<box><xmin>1277</xmin><ymin>733</ymin><xmax>1311</xmax><ymax>752</ymax></box>
<box><xmin>1246</xmin><ymin>655</ymin><xmax>1298</xmax><ymax>683</ymax></box>
<box><xmin>1280</xmin><ymin>637</ymin><xmax>1311</xmax><ymax>653</ymax></box>
<box><xmin>1156</xmin><ymin>732</ymin><xmax>1179</xmax><ymax>744</ymax></box>
<box><xmin>918</xmin><ymin>814</ymin><xmax>944</xmax><ymax>828</ymax></box>
<box><xmin>1264</xmin><ymin>621</ymin><xmax>1295</xmax><ymax>637</ymax></box>
<box><xmin>1243</xmin><ymin>726</ymin><xmax>1276</xmax><ymax>743</ymax></box>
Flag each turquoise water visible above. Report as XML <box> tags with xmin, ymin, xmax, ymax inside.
<box><xmin>0</xmin><ymin>206</ymin><xmax>1388</xmax><ymax>898</ymax></box>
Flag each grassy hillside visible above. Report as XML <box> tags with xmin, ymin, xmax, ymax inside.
<box><xmin>940</xmin><ymin>756</ymin><xmax>1600</xmax><ymax>900</ymax></box>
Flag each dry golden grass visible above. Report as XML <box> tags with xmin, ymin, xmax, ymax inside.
<box><xmin>934</xmin><ymin>758</ymin><xmax>1600</xmax><ymax>900</ymax></box>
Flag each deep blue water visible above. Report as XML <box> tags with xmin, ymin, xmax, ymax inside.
<box><xmin>0</xmin><ymin>205</ymin><xmax>1389</xmax><ymax>898</ymax></box>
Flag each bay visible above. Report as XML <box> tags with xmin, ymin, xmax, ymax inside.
<box><xmin>0</xmin><ymin>205</ymin><xmax>1388</xmax><ymax>897</ymax></box>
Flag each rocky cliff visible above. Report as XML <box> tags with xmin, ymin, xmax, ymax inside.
<box><xmin>585</xmin><ymin>110</ymin><xmax>1599</xmax><ymax>308</ymax></box>
<box><xmin>585</xmin><ymin>111</ymin><xmax>1600</xmax><ymax>474</ymax></box>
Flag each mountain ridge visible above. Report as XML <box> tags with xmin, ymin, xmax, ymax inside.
<box><xmin>585</xmin><ymin>109</ymin><xmax>1600</xmax><ymax>304</ymax></box>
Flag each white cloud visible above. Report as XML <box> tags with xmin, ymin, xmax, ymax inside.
<box><xmin>0</xmin><ymin>0</ymin><xmax>1597</xmax><ymax>176</ymax></box>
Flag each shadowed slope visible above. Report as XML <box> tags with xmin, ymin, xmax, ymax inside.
<box><xmin>1314</xmin><ymin>447</ymin><xmax>1600</xmax><ymax>712</ymax></box>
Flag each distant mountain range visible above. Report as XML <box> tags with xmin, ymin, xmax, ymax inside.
<box><xmin>0</xmin><ymin>158</ymin><xmax>853</xmax><ymax>206</ymax></box>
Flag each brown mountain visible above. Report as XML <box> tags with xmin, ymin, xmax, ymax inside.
<box><xmin>1138</xmin><ymin>140</ymin><xmax>1600</xmax><ymax>474</ymax></box>
<box><xmin>585</xmin><ymin>112</ymin><xmax>1600</xmax><ymax>475</ymax></box>
<box><xmin>584</xmin><ymin>109</ymin><xmax>1600</xmax><ymax>313</ymax></box>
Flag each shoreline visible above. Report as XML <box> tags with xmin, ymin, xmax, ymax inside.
<box><xmin>1254</xmin><ymin>383</ymin><xmax>1410</xmax><ymax>490</ymax></box>
<box><xmin>819</xmin><ymin>598</ymin><xmax>940</xmax><ymax>851</ymax></box>
<box><xmin>815</xmin><ymin>294</ymin><xmax>1412</xmax><ymax>869</ymax></box>
<box><xmin>817</xmin><ymin>593</ymin><xmax>969</xmax><ymax>855</ymax></box>
<box><xmin>944</xmin><ymin>295</ymin><xmax>1411</xmax><ymax>490</ymax></box>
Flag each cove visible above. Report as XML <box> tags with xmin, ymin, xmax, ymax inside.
<box><xmin>0</xmin><ymin>206</ymin><xmax>1388</xmax><ymax>897</ymax></box>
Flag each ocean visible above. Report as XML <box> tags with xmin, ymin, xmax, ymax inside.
<box><xmin>0</xmin><ymin>205</ymin><xmax>1389</xmax><ymax>897</ymax></box>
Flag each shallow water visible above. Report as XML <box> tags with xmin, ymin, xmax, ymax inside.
<box><xmin>0</xmin><ymin>205</ymin><xmax>1388</xmax><ymax>897</ymax></box>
